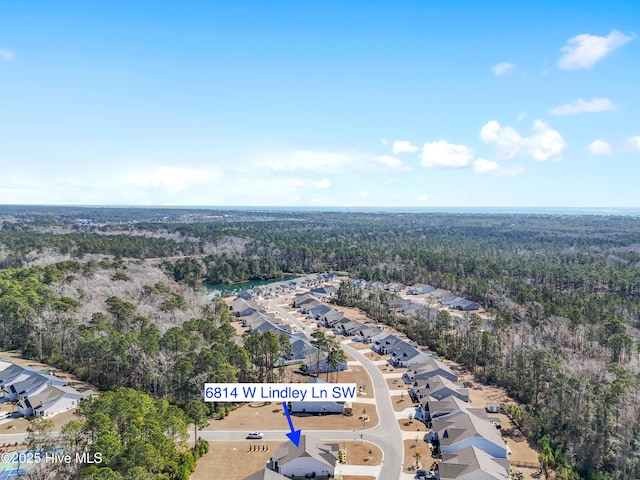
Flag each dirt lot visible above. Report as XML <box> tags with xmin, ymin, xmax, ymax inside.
<box><xmin>387</xmin><ymin>377</ymin><xmax>409</xmax><ymax>391</ymax></box>
<box><xmin>191</xmin><ymin>440</ymin><xmax>279</xmax><ymax>480</ymax></box>
<box><xmin>336</xmin><ymin>366</ymin><xmax>373</xmax><ymax>398</ymax></box>
<box><xmin>335</xmin><ymin>440</ymin><xmax>382</xmax><ymax>465</ymax></box>
<box><xmin>346</xmin><ymin>342</ymin><xmax>371</xmax><ymax>351</ymax></box>
<box><xmin>403</xmin><ymin>438</ymin><xmax>435</xmax><ymax>474</ymax></box>
<box><xmin>204</xmin><ymin>402</ymin><xmax>378</xmax><ymax>432</ymax></box>
<box><xmin>391</xmin><ymin>394</ymin><xmax>417</xmax><ymax>412</ymax></box>
<box><xmin>398</xmin><ymin>418</ymin><xmax>426</xmax><ymax>432</ymax></box>
<box><xmin>341</xmin><ymin>477</ymin><xmax>376</xmax><ymax>480</ymax></box>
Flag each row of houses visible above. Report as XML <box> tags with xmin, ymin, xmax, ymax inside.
<box><xmin>244</xmin><ymin>434</ymin><xmax>338</xmax><ymax>480</ymax></box>
<box><xmin>401</xmin><ymin>356</ymin><xmax>511</xmax><ymax>479</ymax></box>
<box><xmin>236</xmin><ymin>273</ymin><xmax>336</xmax><ymax>301</ymax></box>
<box><xmin>0</xmin><ymin>360</ymin><xmax>95</xmax><ymax>418</ymax></box>
<box><xmin>231</xmin><ymin>287</ymin><xmax>347</xmax><ymax>375</ymax></box>
<box><xmin>351</xmin><ymin>278</ymin><xmax>480</xmax><ymax>312</ymax></box>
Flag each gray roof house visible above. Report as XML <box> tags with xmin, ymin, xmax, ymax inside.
<box><xmin>404</xmin><ymin>359</ymin><xmax>459</xmax><ymax>384</ymax></box>
<box><xmin>6</xmin><ymin>372</ymin><xmax>67</xmax><ymax>402</ymax></box>
<box><xmin>231</xmin><ymin>298</ymin><xmax>260</xmax><ymax>317</ymax></box>
<box><xmin>266</xmin><ymin>434</ymin><xmax>338</xmax><ymax>478</ymax></box>
<box><xmin>431</xmin><ymin>411</ymin><xmax>508</xmax><ymax>459</ymax></box>
<box><xmin>390</xmin><ymin>346</ymin><xmax>434</xmax><ymax>368</ymax></box>
<box><xmin>17</xmin><ymin>385</ymin><xmax>92</xmax><ymax>417</ymax></box>
<box><xmin>412</xmin><ymin>375</ymin><xmax>469</xmax><ymax>403</ymax></box>
<box><xmin>438</xmin><ymin>445</ymin><xmax>510</xmax><ymax>480</ymax></box>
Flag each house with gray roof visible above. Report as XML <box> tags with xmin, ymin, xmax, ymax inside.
<box><xmin>431</xmin><ymin>411</ymin><xmax>508</xmax><ymax>458</ymax></box>
<box><xmin>438</xmin><ymin>445</ymin><xmax>510</xmax><ymax>480</ymax></box>
<box><xmin>266</xmin><ymin>434</ymin><xmax>338</xmax><ymax>478</ymax></box>
<box><xmin>17</xmin><ymin>385</ymin><xmax>93</xmax><ymax>417</ymax></box>
<box><xmin>6</xmin><ymin>371</ymin><xmax>67</xmax><ymax>402</ymax></box>
<box><xmin>390</xmin><ymin>345</ymin><xmax>434</xmax><ymax>368</ymax></box>
<box><xmin>412</xmin><ymin>375</ymin><xmax>469</xmax><ymax>403</ymax></box>
<box><xmin>404</xmin><ymin>359</ymin><xmax>459</xmax><ymax>384</ymax></box>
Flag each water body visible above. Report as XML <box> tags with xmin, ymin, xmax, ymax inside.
<box><xmin>203</xmin><ymin>275</ymin><xmax>298</xmax><ymax>297</ymax></box>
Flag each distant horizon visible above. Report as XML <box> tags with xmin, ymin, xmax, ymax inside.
<box><xmin>1</xmin><ymin>204</ymin><xmax>639</xmax><ymax>216</ymax></box>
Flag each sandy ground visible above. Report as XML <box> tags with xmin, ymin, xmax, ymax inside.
<box><xmin>391</xmin><ymin>395</ymin><xmax>416</xmax><ymax>412</ymax></box>
<box><xmin>191</xmin><ymin>440</ymin><xmax>381</xmax><ymax>479</ymax></box>
<box><xmin>334</xmin><ymin>440</ymin><xmax>382</xmax><ymax>466</ymax></box>
<box><xmin>203</xmin><ymin>402</ymin><xmax>378</xmax><ymax>432</ymax></box>
<box><xmin>191</xmin><ymin>440</ymin><xmax>278</xmax><ymax>480</ymax></box>
<box><xmin>387</xmin><ymin>377</ymin><xmax>409</xmax><ymax>391</ymax></box>
<box><xmin>398</xmin><ymin>419</ymin><xmax>426</xmax><ymax>433</ymax></box>
<box><xmin>403</xmin><ymin>438</ymin><xmax>434</xmax><ymax>474</ymax></box>
<box><xmin>341</xmin><ymin>477</ymin><xmax>376</xmax><ymax>480</ymax></box>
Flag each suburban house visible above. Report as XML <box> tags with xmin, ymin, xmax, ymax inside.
<box><xmin>450</xmin><ymin>298</ymin><xmax>480</xmax><ymax>311</ymax></box>
<box><xmin>333</xmin><ymin>317</ymin><xmax>363</xmax><ymax>336</ymax></box>
<box><xmin>373</xmin><ymin>334</ymin><xmax>412</xmax><ymax>354</ymax></box>
<box><xmin>404</xmin><ymin>359</ymin><xmax>459</xmax><ymax>384</ymax></box>
<box><xmin>288</xmin><ymin>337</ymin><xmax>321</xmax><ymax>362</ymax></box>
<box><xmin>412</xmin><ymin>375</ymin><xmax>470</xmax><ymax>402</ymax></box>
<box><xmin>309</xmin><ymin>285</ymin><xmax>338</xmax><ymax>298</ymax></box>
<box><xmin>408</xmin><ymin>284</ymin><xmax>436</xmax><ymax>295</ymax></box>
<box><xmin>352</xmin><ymin>325</ymin><xmax>383</xmax><ymax>343</ymax></box>
<box><xmin>266</xmin><ymin>434</ymin><xmax>338</xmax><ymax>478</ymax></box>
<box><xmin>320</xmin><ymin>310</ymin><xmax>345</xmax><ymax>328</ymax></box>
<box><xmin>389</xmin><ymin>345</ymin><xmax>434</xmax><ymax>368</ymax></box>
<box><xmin>306</xmin><ymin>304</ymin><xmax>332</xmax><ymax>319</ymax></box>
<box><xmin>17</xmin><ymin>385</ymin><xmax>93</xmax><ymax>417</ymax></box>
<box><xmin>421</xmin><ymin>396</ymin><xmax>471</xmax><ymax>422</ymax></box>
<box><xmin>4</xmin><ymin>371</ymin><xmax>67</xmax><ymax>401</ymax></box>
<box><xmin>431</xmin><ymin>411</ymin><xmax>508</xmax><ymax>458</ymax></box>
<box><xmin>231</xmin><ymin>298</ymin><xmax>260</xmax><ymax>317</ymax></box>
<box><xmin>292</xmin><ymin>293</ymin><xmax>321</xmax><ymax>308</ymax></box>
<box><xmin>438</xmin><ymin>445</ymin><xmax>511</xmax><ymax>480</ymax></box>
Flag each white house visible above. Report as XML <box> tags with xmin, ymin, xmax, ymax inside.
<box><xmin>17</xmin><ymin>385</ymin><xmax>93</xmax><ymax>417</ymax></box>
<box><xmin>267</xmin><ymin>434</ymin><xmax>337</xmax><ymax>478</ymax></box>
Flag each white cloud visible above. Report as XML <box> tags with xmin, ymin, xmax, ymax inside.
<box><xmin>480</xmin><ymin>121</ymin><xmax>523</xmax><ymax>160</ymax></box>
<box><xmin>492</xmin><ymin>62</ymin><xmax>515</xmax><ymax>76</ymax></box>
<box><xmin>421</xmin><ymin>141</ymin><xmax>474</xmax><ymax>168</ymax></box>
<box><xmin>480</xmin><ymin>119</ymin><xmax>566</xmax><ymax>161</ymax></box>
<box><xmin>0</xmin><ymin>49</ymin><xmax>14</xmax><ymax>61</ymax></box>
<box><xmin>375</xmin><ymin>155</ymin><xmax>411</xmax><ymax>171</ymax></box>
<box><xmin>557</xmin><ymin>30</ymin><xmax>632</xmax><ymax>70</ymax></box>
<box><xmin>127</xmin><ymin>166</ymin><xmax>218</xmax><ymax>193</ymax></box>
<box><xmin>473</xmin><ymin>158</ymin><xmax>501</xmax><ymax>174</ymax></box>
<box><xmin>629</xmin><ymin>136</ymin><xmax>640</xmax><ymax>152</ymax></box>
<box><xmin>381</xmin><ymin>138</ymin><xmax>388</xmax><ymax>146</ymax></box>
<box><xmin>313</xmin><ymin>178</ymin><xmax>331</xmax><ymax>189</ymax></box>
<box><xmin>473</xmin><ymin>159</ymin><xmax>525</xmax><ymax>176</ymax></box>
<box><xmin>549</xmin><ymin>97</ymin><xmax>615</xmax><ymax>115</ymax></box>
<box><xmin>517</xmin><ymin>112</ymin><xmax>527</xmax><ymax>122</ymax></box>
<box><xmin>360</xmin><ymin>190</ymin><xmax>369</xmax><ymax>197</ymax></box>
<box><xmin>392</xmin><ymin>140</ymin><xmax>419</xmax><ymax>153</ymax></box>
<box><xmin>417</xmin><ymin>195</ymin><xmax>429</xmax><ymax>202</ymax></box>
<box><xmin>587</xmin><ymin>139</ymin><xmax>613</xmax><ymax>155</ymax></box>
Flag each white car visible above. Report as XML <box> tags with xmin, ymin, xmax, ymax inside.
<box><xmin>246</xmin><ymin>432</ymin><xmax>264</xmax><ymax>439</ymax></box>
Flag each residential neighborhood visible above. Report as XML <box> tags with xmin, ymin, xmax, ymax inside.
<box><xmin>218</xmin><ymin>274</ymin><xmax>538</xmax><ymax>480</ymax></box>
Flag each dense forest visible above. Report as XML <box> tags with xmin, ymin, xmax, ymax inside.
<box><xmin>0</xmin><ymin>206</ymin><xmax>639</xmax><ymax>479</ymax></box>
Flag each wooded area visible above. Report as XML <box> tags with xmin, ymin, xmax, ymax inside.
<box><xmin>0</xmin><ymin>206</ymin><xmax>638</xmax><ymax>479</ymax></box>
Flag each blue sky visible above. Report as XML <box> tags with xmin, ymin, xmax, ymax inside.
<box><xmin>1</xmin><ymin>1</ymin><xmax>639</xmax><ymax>207</ymax></box>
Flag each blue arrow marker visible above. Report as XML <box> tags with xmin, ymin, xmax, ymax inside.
<box><xmin>282</xmin><ymin>402</ymin><xmax>302</xmax><ymax>447</ymax></box>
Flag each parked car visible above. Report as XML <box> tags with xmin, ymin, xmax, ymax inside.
<box><xmin>415</xmin><ymin>469</ymin><xmax>437</xmax><ymax>479</ymax></box>
<box><xmin>246</xmin><ymin>432</ymin><xmax>264</xmax><ymax>439</ymax></box>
